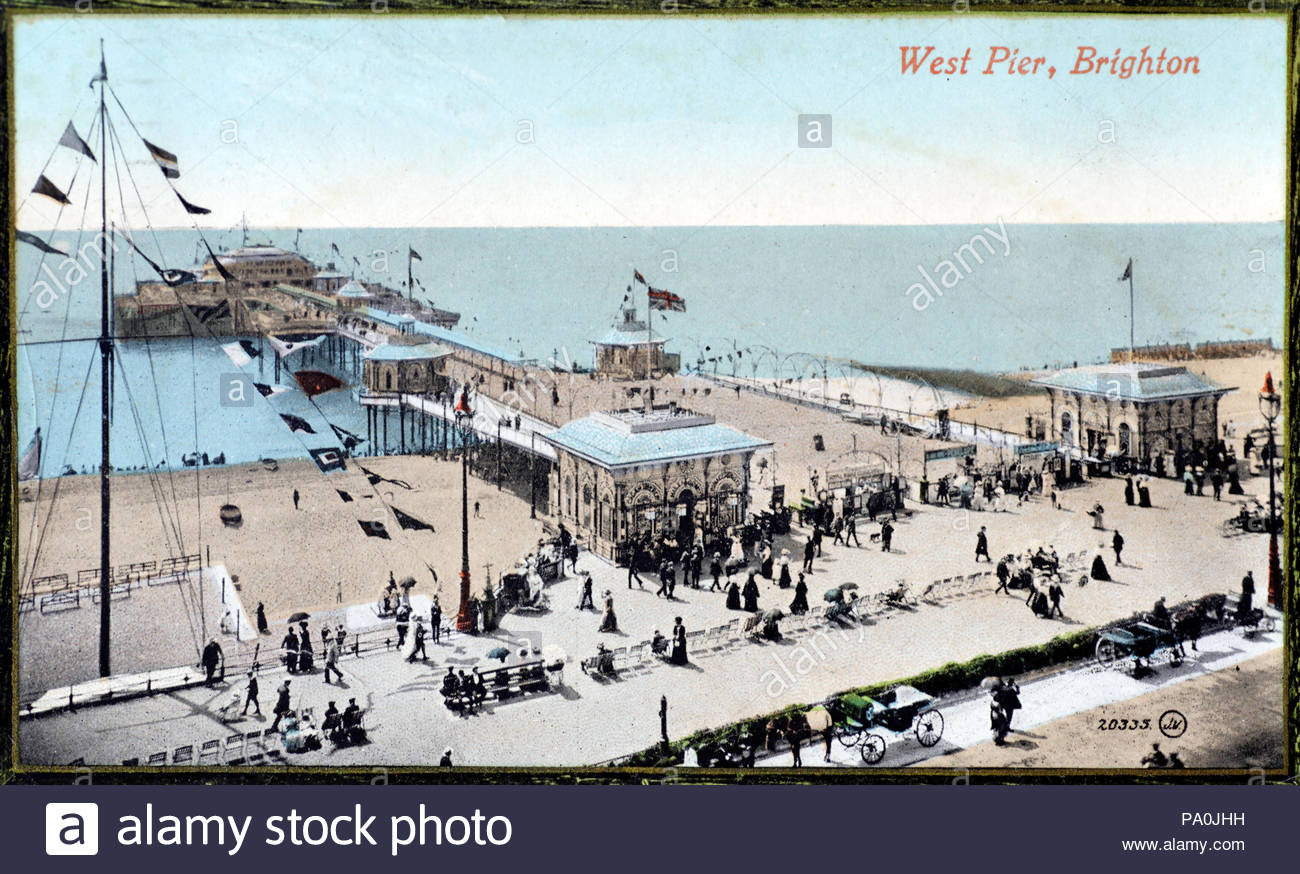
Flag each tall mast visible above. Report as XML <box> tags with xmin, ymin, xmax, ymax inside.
<box><xmin>97</xmin><ymin>41</ymin><xmax>113</xmax><ymax>677</ymax></box>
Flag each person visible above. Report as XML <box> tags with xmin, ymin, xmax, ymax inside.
<box><xmin>201</xmin><ymin>638</ymin><xmax>223</xmax><ymax>685</ymax></box>
<box><xmin>241</xmin><ymin>670</ymin><xmax>261</xmax><ymax>716</ymax></box>
<box><xmin>1124</xmin><ymin>476</ymin><xmax>1135</xmax><ymax>506</ymax></box>
<box><xmin>395</xmin><ymin>602</ymin><xmax>410</xmax><ymax>648</ymax></box>
<box><xmin>577</xmin><ymin>573</ymin><xmax>595</xmax><ymax>610</ymax></box>
<box><xmin>993</xmin><ymin>677</ymin><xmax>1021</xmax><ymax>734</ymax></box>
<box><xmin>802</xmin><ymin>537</ymin><xmax>815</xmax><ymax>573</ymax></box>
<box><xmin>256</xmin><ymin>601</ymin><xmax>268</xmax><ymax>635</ymax></box>
<box><xmin>292</xmin><ymin>488</ymin><xmax>300</xmax><ymax>510</ymax></box>
<box><xmin>336</xmin><ymin>624</ymin><xmax>348</xmax><ymax>652</ymax></box>
<box><xmin>1091</xmin><ymin>547</ymin><xmax>1111</xmax><ymax>582</ymax></box>
<box><xmin>599</xmin><ymin>590</ymin><xmax>618</xmax><ymax>632</ymax></box>
<box><xmin>324</xmin><ymin>636</ymin><xmax>344</xmax><ymax>684</ymax></box>
<box><xmin>297</xmin><ymin>622</ymin><xmax>315</xmax><ymax>672</ymax></box>
<box><xmin>1138</xmin><ymin>478</ymin><xmax>1152</xmax><ymax>508</ymax></box>
<box><xmin>812</xmin><ymin>524</ymin><xmax>824</xmax><ymax>557</ymax></box>
<box><xmin>709</xmin><ymin>553</ymin><xmax>723</xmax><ymax>591</ymax></box>
<box><xmin>1112</xmin><ymin>530</ymin><xmax>1125</xmax><ymax>566</ymax></box>
<box><xmin>1240</xmin><ymin>570</ymin><xmax>1256</xmax><ymax>617</ymax></box>
<box><xmin>473</xmin><ymin>500</ymin><xmax>481</xmax><ymax>518</ymax></box>
<box><xmin>1183</xmin><ymin>468</ymin><xmax>1195</xmax><ymax>495</ymax></box>
<box><xmin>1168</xmin><ymin>752</ymin><xmax>1186</xmax><ymax>769</ymax></box>
<box><xmin>785</xmin><ymin>723</ymin><xmax>803</xmax><ymax>767</ymax></box>
<box><xmin>1211</xmin><ymin>468</ymin><xmax>1223</xmax><ymax>501</ymax></box>
<box><xmin>1151</xmin><ymin>596</ymin><xmax>1172</xmax><ymax>630</ymax></box>
<box><xmin>990</xmin><ymin>697</ymin><xmax>1009</xmax><ymax>745</ymax></box>
<box><xmin>220</xmin><ymin>610</ymin><xmax>235</xmax><ymax>635</ymax></box>
<box><xmin>880</xmin><ymin>520</ymin><xmax>894</xmax><ymax>553</ymax></box>
<box><xmin>1090</xmin><ymin>503</ymin><xmax>1105</xmax><ymax>530</ymax></box>
<box><xmin>439</xmin><ymin>749</ymin><xmax>454</xmax><ymax>768</ymax></box>
<box><xmin>670</xmin><ymin>616</ymin><xmax>688</xmax><ymax>666</ymax></box>
<box><xmin>725</xmin><ymin>579</ymin><xmax>742</xmax><ymax>610</ymax></box>
<box><xmin>441</xmin><ymin>666</ymin><xmax>460</xmax><ymax>697</ymax></box>
<box><xmin>995</xmin><ymin>556</ymin><xmax>1011</xmax><ymax>594</ymax></box>
<box><xmin>281</xmin><ymin>627</ymin><xmax>300</xmax><ymax>673</ymax></box>
<box><xmin>831</xmin><ymin>516</ymin><xmax>844</xmax><ymax>546</ymax></box>
<box><xmin>627</xmin><ymin>542</ymin><xmax>644</xmax><ymax>589</ymax></box>
<box><xmin>975</xmin><ymin>526</ymin><xmax>990</xmax><ymax>563</ymax></box>
<box><xmin>790</xmin><ymin>573</ymin><xmax>809</xmax><ymax>614</ymax></box>
<box><xmin>322</xmin><ymin>701</ymin><xmax>344</xmax><ymax>744</ymax></box>
<box><xmin>777</xmin><ymin>550</ymin><xmax>792</xmax><ymax>588</ymax></box>
<box><xmin>1048</xmin><ymin>580</ymin><xmax>1064</xmax><ymax>618</ymax></box>
<box><xmin>270</xmin><ymin>679</ymin><xmax>292</xmax><ymax>731</ymax></box>
<box><xmin>407</xmin><ymin>617</ymin><xmax>427</xmax><ymax>661</ymax></box>
<box><xmin>760</xmin><ymin>542</ymin><xmax>774</xmax><ymax>579</ymax></box>
<box><xmin>845</xmin><ymin>515</ymin><xmax>860</xmax><ymax>547</ymax></box>
<box><xmin>650</xmin><ymin>629</ymin><xmax>668</xmax><ymax>657</ymax></box>
<box><xmin>430</xmin><ymin>596</ymin><xmax>442</xmax><ymax>644</ymax></box>
<box><xmin>742</xmin><ymin>572</ymin><xmax>760</xmax><ymax>612</ymax></box>
<box><xmin>656</xmin><ymin>559</ymin><xmax>671</xmax><ymax>599</ymax></box>
<box><xmin>342</xmin><ymin>698</ymin><xmax>366</xmax><ymax>744</ymax></box>
<box><xmin>1142</xmin><ymin>743</ymin><xmax>1168</xmax><ymax>768</ymax></box>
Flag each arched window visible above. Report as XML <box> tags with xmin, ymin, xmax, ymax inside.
<box><xmin>384</xmin><ymin>369</ymin><xmax>393</xmax><ymax>391</ymax></box>
<box><xmin>1117</xmin><ymin>422</ymin><xmax>1132</xmax><ymax>456</ymax></box>
<box><xmin>1061</xmin><ymin>411</ymin><xmax>1073</xmax><ymax>446</ymax></box>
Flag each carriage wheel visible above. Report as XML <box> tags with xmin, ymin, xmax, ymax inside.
<box><xmin>859</xmin><ymin>734</ymin><xmax>886</xmax><ymax>764</ymax></box>
<box><xmin>1095</xmin><ymin>637</ymin><xmax>1120</xmax><ymax>668</ymax></box>
<box><xmin>915</xmin><ymin>710</ymin><xmax>945</xmax><ymax>747</ymax></box>
<box><xmin>836</xmin><ymin>724</ymin><xmax>860</xmax><ymax>749</ymax></box>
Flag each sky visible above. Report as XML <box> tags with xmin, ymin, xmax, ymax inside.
<box><xmin>12</xmin><ymin>13</ymin><xmax>1287</xmax><ymax>229</ymax></box>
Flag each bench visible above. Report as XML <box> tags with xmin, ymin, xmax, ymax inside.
<box><xmin>77</xmin><ymin>568</ymin><xmax>102</xmax><ymax>586</ymax></box>
<box><xmin>443</xmin><ymin>660</ymin><xmax>553</xmax><ymax>710</ymax></box>
<box><xmin>92</xmin><ymin>582</ymin><xmax>132</xmax><ymax>603</ymax></box>
<box><xmin>40</xmin><ymin>590</ymin><xmax>81</xmax><ymax>614</ymax></box>
<box><xmin>19</xmin><ymin>594</ymin><xmax>35</xmax><ymax>614</ymax></box>
<box><xmin>32</xmin><ymin>573</ymin><xmax>70</xmax><ymax>594</ymax></box>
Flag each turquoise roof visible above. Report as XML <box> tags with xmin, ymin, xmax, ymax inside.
<box><xmin>364</xmin><ymin>342</ymin><xmax>450</xmax><ymax>362</ymax></box>
<box><xmin>543</xmin><ymin>416</ymin><xmax>770</xmax><ymax>468</ymax></box>
<box><xmin>337</xmin><ymin>280</ymin><xmax>371</xmax><ymax>297</ymax></box>
<box><xmin>410</xmin><ymin>319</ymin><xmax>515</xmax><ymax>361</ymax></box>
<box><xmin>1032</xmin><ymin>364</ymin><xmax>1232</xmax><ymax>401</ymax></box>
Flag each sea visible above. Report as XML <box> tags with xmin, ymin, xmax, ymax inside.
<box><xmin>15</xmin><ymin>222</ymin><xmax>1284</xmax><ymax>477</ymax></box>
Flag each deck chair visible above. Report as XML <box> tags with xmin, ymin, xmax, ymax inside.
<box><xmin>243</xmin><ymin>731</ymin><xmax>266</xmax><ymax>765</ymax></box>
<box><xmin>146</xmin><ymin>751</ymin><xmax>168</xmax><ymax>767</ymax></box>
<box><xmin>261</xmin><ymin>729</ymin><xmax>285</xmax><ymax>763</ymax></box>
<box><xmin>171</xmin><ymin>744</ymin><xmax>194</xmax><ymax>766</ymax></box>
<box><xmin>198</xmin><ymin>739</ymin><xmax>222</xmax><ymax>765</ymax></box>
<box><xmin>222</xmin><ymin>733</ymin><xmax>246</xmax><ymax>765</ymax></box>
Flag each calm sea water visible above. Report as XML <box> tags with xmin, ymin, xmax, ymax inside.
<box><xmin>15</xmin><ymin>223</ymin><xmax>1283</xmax><ymax>475</ymax></box>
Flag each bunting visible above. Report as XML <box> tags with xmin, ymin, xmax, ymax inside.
<box><xmin>331</xmin><ymin>423</ymin><xmax>365</xmax><ymax>451</ymax></box>
<box><xmin>336</xmin><ymin>489</ymin><xmax>354</xmax><ymax>503</ymax></box>
<box><xmin>357</xmin><ymin>464</ymin><xmax>412</xmax><ymax>490</ymax></box>
<box><xmin>16</xmin><ymin>230</ymin><xmax>67</xmax><ymax>256</ymax></box>
<box><xmin>174</xmin><ymin>190</ymin><xmax>211</xmax><ymax>215</ymax></box>
<box><xmin>143</xmin><ymin>139</ymin><xmax>180</xmax><ymax>179</ymax></box>
<box><xmin>58</xmin><ymin>121</ymin><xmax>96</xmax><ymax>162</ymax></box>
<box><xmin>358</xmin><ymin>520</ymin><xmax>390</xmax><ymax>540</ymax></box>
<box><xmin>221</xmin><ymin>341</ymin><xmax>253</xmax><ymax>368</ymax></box>
<box><xmin>19</xmin><ymin>429</ymin><xmax>41</xmax><ymax>482</ymax></box>
<box><xmin>293</xmin><ymin>369</ymin><xmax>343</xmax><ymax>398</ymax></box>
<box><xmin>633</xmin><ymin>269</ymin><xmax>647</xmax><ymax>285</ymax></box>
<box><xmin>32</xmin><ymin>175</ymin><xmax>71</xmax><ymax>206</ymax></box>
<box><xmin>409</xmin><ymin>247</ymin><xmax>423</xmax><ymax>261</ymax></box>
<box><xmin>308</xmin><ymin>447</ymin><xmax>347</xmax><ymax>474</ymax></box>
<box><xmin>280</xmin><ymin>413</ymin><xmax>317</xmax><ymax>434</ymax></box>
<box><xmin>392</xmin><ymin>507</ymin><xmax>435</xmax><ymax>532</ymax></box>
<box><xmin>268</xmin><ymin>334</ymin><xmax>326</xmax><ymax>358</ymax></box>
<box><xmin>204</xmin><ymin>239</ymin><xmax>237</xmax><ymax>282</ymax></box>
<box><xmin>254</xmin><ymin>382</ymin><xmax>290</xmax><ymax>398</ymax></box>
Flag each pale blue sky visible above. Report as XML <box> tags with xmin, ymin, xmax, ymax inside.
<box><xmin>14</xmin><ymin>13</ymin><xmax>1286</xmax><ymax>229</ymax></box>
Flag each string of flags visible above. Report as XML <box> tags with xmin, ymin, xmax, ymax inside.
<box><xmin>633</xmin><ymin>269</ymin><xmax>687</xmax><ymax>311</ymax></box>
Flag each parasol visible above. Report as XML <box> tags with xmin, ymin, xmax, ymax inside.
<box><xmin>487</xmin><ymin>646</ymin><xmax>511</xmax><ymax>662</ymax></box>
<box><xmin>288</xmin><ymin>611</ymin><xmax>310</xmax><ymax>624</ymax></box>
<box><xmin>398</xmin><ymin>576</ymin><xmax>417</xmax><ymax>590</ymax></box>
<box><xmin>823</xmin><ymin>588</ymin><xmax>843</xmax><ymax>602</ymax></box>
<box><xmin>840</xmin><ymin>582</ymin><xmax>860</xmax><ymax>591</ymax></box>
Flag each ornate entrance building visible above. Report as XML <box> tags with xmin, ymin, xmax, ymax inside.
<box><xmin>542</xmin><ymin>405</ymin><xmax>771</xmax><ymax>560</ymax></box>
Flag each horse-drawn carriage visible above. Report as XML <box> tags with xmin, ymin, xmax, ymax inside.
<box><xmin>825</xmin><ymin>685</ymin><xmax>945</xmax><ymax>764</ymax></box>
<box><xmin>1094</xmin><ymin>620</ymin><xmax>1185</xmax><ymax>673</ymax></box>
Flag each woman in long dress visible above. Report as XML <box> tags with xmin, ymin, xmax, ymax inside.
<box><xmin>669</xmin><ymin>617</ymin><xmax>688</xmax><ymax>665</ymax></box>
<box><xmin>742</xmin><ymin>572</ymin><xmax>760</xmax><ymax>612</ymax></box>
<box><xmin>725</xmin><ymin>580</ymin><xmax>742</xmax><ymax>610</ymax></box>
<box><xmin>777</xmin><ymin>551</ymin><xmax>792</xmax><ymax>588</ymax></box>
<box><xmin>789</xmin><ymin>574</ymin><xmax>809</xmax><ymax>614</ymax></box>
<box><xmin>598</xmin><ymin>591</ymin><xmax>618</xmax><ymax>632</ymax></box>
<box><xmin>728</xmin><ymin>535</ymin><xmax>745</xmax><ymax>569</ymax></box>
<box><xmin>1090</xmin><ymin>548</ymin><xmax>1111</xmax><ymax>582</ymax></box>
<box><xmin>760</xmin><ymin>542</ymin><xmax>774</xmax><ymax>579</ymax></box>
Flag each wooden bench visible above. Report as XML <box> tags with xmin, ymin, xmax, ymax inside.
<box><xmin>92</xmin><ymin>582</ymin><xmax>132</xmax><ymax>603</ymax></box>
<box><xmin>19</xmin><ymin>594</ymin><xmax>36</xmax><ymax>614</ymax></box>
<box><xmin>77</xmin><ymin>568</ymin><xmax>102</xmax><ymax>586</ymax></box>
<box><xmin>446</xmin><ymin>660</ymin><xmax>552</xmax><ymax>709</ymax></box>
<box><xmin>40</xmin><ymin>590</ymin><xmax>81</xmax><ymax>613</ymax></box>
<box><xmin>32</xmin><ymin>573</ymin><xmax>70</xmax><ymax>594</ymax></box>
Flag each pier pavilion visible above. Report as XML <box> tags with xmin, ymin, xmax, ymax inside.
<box><xmin>1032</xmin><ymin>363</ymin><xmax>1233</xmax><ymax>461</ymax></box>
<box><xmin>541</xmin><ymin>404</ymin><xmax>771</xmax><ymax>560</ymax></box>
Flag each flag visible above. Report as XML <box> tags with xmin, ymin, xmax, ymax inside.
<box><xmin>409</xmin><ymin>247</ymin><xmax>423</xmax><ymax>261</ymax></box>
<box><xmin>58</xmin><ymin>121</ymin><xmax>96</xmax><ymax>162</ymax></box>
<box><xmin>16</xmin><ymin>230</ymin><xmax>67</xmax><ymax>256</ymax></box>
<box><xmin>294</xmin><ymin>370</ymin><xmax>343</xmax><ymax>398</ymax></box>
<box><xmin>32</xmin><ymin>175</ymin><xmax>71</xmax><ymax>205</ymax></box>
<box><xmin>267</xmin><ymin>334</ymin><xmax>325</xmax><ymax>358</ymax></box>
<box><xmin>89</xmin><ymin>57</ymin><xmax>107</xmax><ymax>88</ymax></box>
<box><xmin>18</xmin><ymin>428</ymin><xmax>41</xmax><ymax>481</ymax></box>
<box><xmin>204</xmin><ymin>239</ymin><xmax>237</xmax><ymax>282</ymax></box>
<box><xmin>308</xmin><ymin>446</ymin><xmax>347</xmax><ymax>473</ymax></box>
<box><xmin>280</xmin><ymin>413</ymin><xmax>316</xmax><ymax>434</ymax></box>
<box><xmin>143</xmin><ymin>139</ymin><xmax>180</xmax><ymax>179</ymax></box>
<box><xmin>392</xmin><ymin>507</ymin><xmax>435</xmax><ymax>532</ymax></box>
<box><xmin>221</xmin><ymin>341</ymin><xmax>252</xmax><ymax>367</ymax></box>
<box><xmin>358</xmin><ymin>520</ymin><xmax>390</xmax><ymax>539</ymax></box>
<box><xmin>331</xmin><ymin>423</ymin><xmax>365</xmax><ymax>451</ymax></box>
<box><xmin>336</xmin><ymin>489</ymin><xmax>353</xmax><ymax>503</ymax></box>
<box><xmin>648</xmin><ymin>288</ymin><xmax>686</xmax><ymax>312</ymax></box>
<box><xmin>633</xmin><ymin>270</ymin><xmax>647</xmax><ymax>285</ymax></box>
<box><xmin>331</xmin><ymin>242</ymin><xmax>341</xmax><ymax>254</ymax></box>
<box><xmin>254</xmin><ymin>382</ymin><xmax>289</xmax><ymax>398</ymax></box>
<box><xmin>174</xmin><ymin>189</ymin><xmax>211</xmax><ymax>215</ymax></box>
<box><xmin>357</xmin><ymin>464</ymin><xmax>412</xmax><ymax>490</ymax></box>
<box><xmin>1119</xmin><ymin>259</ymin><xmax>1132</xmax><ymax>282</ymax></box>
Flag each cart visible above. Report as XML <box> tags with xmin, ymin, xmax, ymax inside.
<box><xmin>827</xmin><ymin>685</ymin><xmax>945</xmax><ymax>764</ymax></box>
<box><xmin>1094</xmin><ymin>620</ymin><xmax>1185</xmax><ymax>673</ymax></box>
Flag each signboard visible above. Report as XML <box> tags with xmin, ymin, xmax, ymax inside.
<box><xmin>825</xmin><ymin>463</ymin><xmax>886</xmax><ymax>490</ymax></box>
<box><xmin>924</xmin><ymin>444</ymin><xmax>976</xmax><ymax>462</ymax></box>
<box><xmin>1015</xmin><ymin>440</ymin><xmax>1060</xmax><ymax>456</ymax></box>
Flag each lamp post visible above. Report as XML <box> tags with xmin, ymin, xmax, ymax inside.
<box><xmin>1259</xmin><ymin>372</ymin><xmax>1282</xmax><ymax>611</ymax></box>
<box><xmin>454</xmin><ymin>387</ymin><xmax>474</xmax><ymax>632</ymax></box>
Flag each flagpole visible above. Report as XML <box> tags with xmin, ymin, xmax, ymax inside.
<box><xmin>647</xmin><ymin>283</ymin><xmax>653</xmax><ymax>382</ymax></box>
<box><xmin>97</xmin><ymin>40</ymin><xmax>114</xmax><ymax>677</ymax></box>
<box><xmin>1128</xmin><ymin>266</ymin><xmax>1135</xmax><ymax>363</ymax></box>
<box><xmin>408</xmin><ymin>248</ymin><xmax>413</xmax><ymax>303</ymax></box>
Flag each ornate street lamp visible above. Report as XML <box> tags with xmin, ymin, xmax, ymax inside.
<box><xmin>454</xmin><ymin>386</ymin><xmax>475</xmax><ymax>631</ymax></box>
<box><xmin>1259</xmin><ymin>372</ymin><xmax>1282</xmax><ymax>610</ymax></box>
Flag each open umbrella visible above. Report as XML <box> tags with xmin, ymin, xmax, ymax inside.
<box><xmin>762</xmin><ymin>608</ymin><xmax>785</xmax><ymax>622</ymax></box>
<box><xmin>823</xmin><ymin>588</ymin><xmax>843</xmax><ymax>602</ymax></box>
<box><xmin>398</xmin><ymin>576</ymin><xmax>417</xmax><ymax>590</ymax></box>
<box><xmin>287</xmin><ymin>611</ymin><xmax>310</xmax><ymax>624</ymax></box>
<box><xmin>840</xmin><ymin>582</ymin><xmax>860</xmax><ymax>591</ymax></box>
<box><xmin>487</xmin><ymin>646</ymin><xmax>510</xmax><ymax>662</ymax></box>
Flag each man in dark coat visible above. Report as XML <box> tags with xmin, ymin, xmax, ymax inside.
<box><xmin>430</xmin><ymin>596</ymin><xmax>441</xmax><ymax>644</ymax></box>
<box><xmin>845</xmin><ymin>516</ymin><xmax>860</xmax><ymax>547</ymax></box>
<box><xmin>1124</xmin><ymin>476</ymin><xmax>1135</xmax><ymax>506</ymax></box>
<box><xmin>803</xmin><ymin>538</ymin><xmax>815</xmax><ymax>573</ymax></box>
<box><xmin>241</xmin><ymin>670</ymin><xmax>261</xmax><ymax>716</ymax></box>
<box><xmin>201</xmin><ymin>638</ymin><xmax>223</xmax><ymax>685</ymax></box>
<box><xmin>395</xmin><ymin>603</ymin><xmax>410</xmax><ymax>647</ymax></box>
<box><xmin>407</xmin><ymin>618</ymin><xmax>428</xmax><ymax>661</ymax></box>
<box><xmin>1112</xmin><ymin>530</ymin><xmax>1125</xmax><ymax>566</ymax></box>
<box><xmin>1048</xmin><ymin>581</ymin><xmax>1064</xmax><ymax>618</ymax></box>
<box><xmin>270</xmin><ymin>680</ymin><xmax>291</xmax><ymax>731</ymax></box>
<box><xmin>628</xmin><ymin>542</ymin><xmax>645</xmax><ymax>589</ymax></box>
<box><xmin>1240</xmin><ymin>570</ymin><xmax>1256</xmax><ymax>616</ymax></box>
<box><xmin>880</xmin><ymin>520</ymin><xmax>894</xmax><ymax>552</ymax></box>
<box><xmin>995</xmin><ymin>556</ymin><xmax>1011</xmax><ymax>594</ymax></box>
<box><xmin>975</xmin><ymin>526</ymin><xmax>991</xmax><ymax>562</ymax></box>
<box><xmin>282</xmin><ymin>628</ymin><xmax>300</xmax><ymax>673</ymax></box>
<box><xmin>256</xmin><ymin>601</ymin><xmax>269</xmax><ymax>635</ymax></box>
<box><xmin>577</xmin><ymin>573</ymin><xmax>595</xmax><ymax>610</ymax></box>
